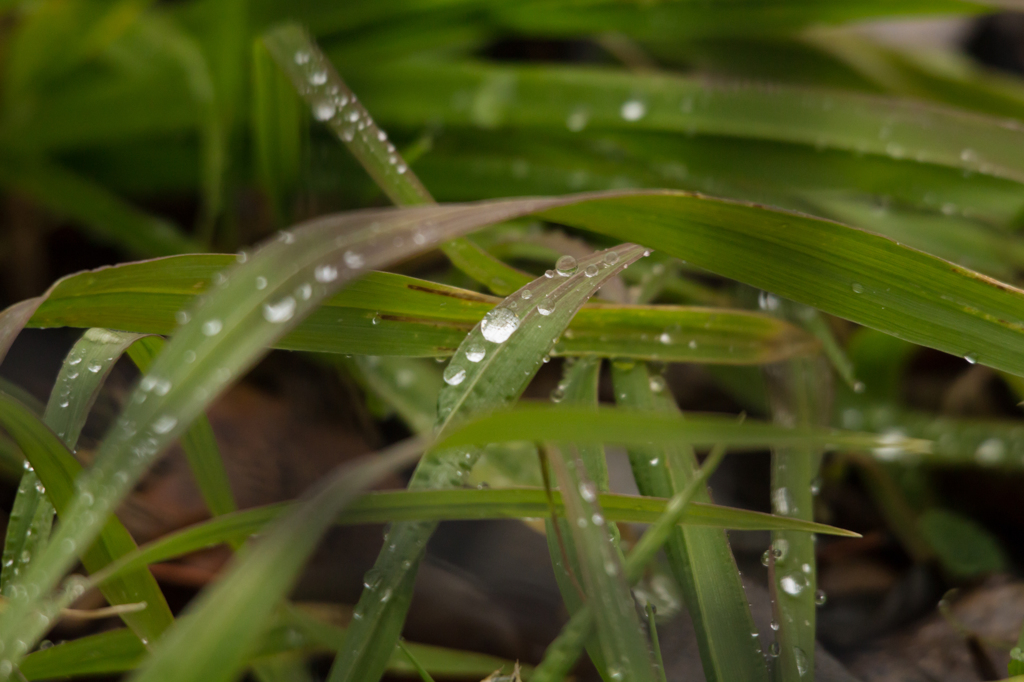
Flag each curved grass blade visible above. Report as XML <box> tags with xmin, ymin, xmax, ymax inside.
<box><xmin>612</xmin><ymin>362</ymin><xmax>768</xmax><ymax>682</ymax></box>
<box><xmin>27</xmin><ymin>255</ymin><xmax>815</xmax><ymax>364</ymax></box>
<box><xmin>0</xmin><ymin>196</ymin><xmax>592</xmax><ymax>667</ymax></box>
<box><xmin>125</xmin><ymin>438</ymin><xmax>424</xmax><ymax>682</ymax></box>
<box><xmin>764</xmin><ymin>358</ymin><xmax>831</xmax><ymax>682</ymax></box>
<box><xmin>263</xmin><ymin>23</ymin><xmax>532</xmax><ymax>295</ymax></box>
<box><xmin>126</xmin><ymin>336</ymin><xmax>237</xmax><ymax>517</ymax></box>
<box><xmin>0</xmin><ymin>391</ymin><xmax>174</xmax><ymax>646</ymax></box>
<box><xmin>4</xmin><ymin>328</ymin><xmax>146</xmax><ymax>596</ymax></box>
<box><xmin>341</xmin><ymin>355</ymin><xmax>441</xmax><ymax>436</ymax></box>
<box><xmin>2</xmin><ymin>328</ymin><xmax>173</xmax><ymax>646</ymax></box>
<box><xmin>355</xmin><ymin>61</ymin><xmax>1024</xmax><ymax>186</ymax></box>
<box><xmin>328</xmin><ymin>244</ymin><xmax>646</xmax><ymax>682</ymax></box>
<box><xmin>549</xmin><ymin>440</ymin><xmax>657</xmax><ymax>682</ymax></box>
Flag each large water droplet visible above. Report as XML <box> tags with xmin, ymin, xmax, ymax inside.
<box><xmin>584</xmin><ymin>264</ymin><xmax>599</xmax><ymax>278</ymax></box>
<box><xmin>481</xmin><ymin>308</ymin><xmax>520</xmax><ymax>343</ymax></box>
<box><xmin>263</xmin><ymin>297</ymin><xmax>296</xmax><ymax>323</ymax></box>
<box><xmin>604</xmin><ymin>250</ymin><xmax>619</xmax><ymax>266</ymax></box>
<box><xmin>309</xmin><ymin>70</ymin><xmax>327</xmax><ymax>86</ymax></box>
<box><xmin>555</xmin><ymin>255</ymin><xmax>578</xmax><ymax>276</ymax></box>
<box><xmin>313</xmin><ymin>100</ymin><xmax>336</xmax><ymax>121</ymax></box>
<box><xmin>202</xmin><ymin>319</ymin><xmax>223</xmax><ymax>336</ymax></box>
<box><xmin>579</xmin><ymin>481</ymin><xmax>597</xmax><ymax>502</ymax></box>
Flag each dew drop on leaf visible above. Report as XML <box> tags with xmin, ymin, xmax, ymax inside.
<box><xmin>315</xmin><ymin>264</ymin><xmax>339</xmax><ymax>283</ymax></box>
<box><xmin>443</xmin><ymin>365</ymin><xmax>466</xmax><ymax>386</ymax></box>
<box><xmin>555</xmin><ymin>255</ymin><xmax>578</xmax><ymax>276</ymax></box>
<box><xmin>465</xmin><ymin>344</ymin><xmax>486</xmax><ymax>363</ymax></box>
<box><xmin>202</xmin><ymin>319</ymin><xmax>222</xmax><ymax>336</ymax></box>
<box><xmin>481</xmin><ymin>308</ymin><xmax>520</xmax><ymax>343</ymax></box>
<box><xmin>263</xmin><ymin>297</ymin><xmax>296</xmax><ymax>323</ymax></box>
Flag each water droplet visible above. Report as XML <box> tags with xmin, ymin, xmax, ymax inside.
<box><xmin>294</xmin><ymin>51</ymin><xmax>310</xmax><ymax>65</ymax></box>
<box><xmin>372</xmin><ymin>314</ymin><xmax>381</xmax><ymax>326</ymax></box>
<box><xmin>853</xmin><ymin>381</ymin><xmax>866</xmax><ymax>394</ymax></box>
<box><xmin>780</xmin><ymin>573</ymin><xmax>807</xmax><ymax>596</ymax></box>
<box><xmin>175</xmin><ymin>310</ymin><xmax>191</xmax><ymax>325</ymax></box>
<box><xmin>793</xmin><ymin>646</ymin><xmax>809</xmax><ymax>676</ymax></box>
<box><xmin>521</xmin><ymin>289</ymin><xmax>532</xmax><ymax>300</ymax></box>
<box><xmin>604</xmin><ymin>251</ymin><xmax>619</xmax><ymax>266</ymax></box>
<box><xmin>315</xmin><ymin>264</ymin><xmax>338</xmax><ymax>283</ymax></box>
<box><xmin>649</xmin><ymin>376</ymin><xmax>665</xmax><ymax>393</ymax></box>
<box><xmin>851</xmin><ymin>282</ymin><xmax>865</xmax><ymax>294</ymax></box>
<box><xmin>255</xmin><ymin>276</ymin><xmax>267</xmax><ymax>290</ymax></box>
<box><xmin>555</xmin><ymin>255</ymin><xmax>578</xmax><ymax>276</ymax></box>
<box><xmin>152</xmin><ymin>415</ymin><xmax>177</xmax><ymax>434</ymax></box>
<box><xmin>263</xmin><ymin>297</ymin><xmax>296</xmax><ymax>323</ymax></box>
<box><xmin>964</xmin><ymin>352</ymin><xmax>978</xmax><ymax>364</ymax></box>
<box><xmin>1012</xmin><ymin>646</ymin><xmax>1024</xmax><ymax>662</ymax></box>
<box><xmin>184</xmin><ymin>350</ymin><xmax>196</xmax><ymax>364</ymax></box>
<box><xmin>620</xmin><ymin>99</ymin><xmax>647</xmax><ymax>121</ymax></box>
<box><xmin>772</xmin><ymin>487</ymin><xmax>794</xmax><ymax>516</ymax></box>
<box><xmin>768</xmin><ymin>642</ymin><xmax>780</xmax><ymax>658</ymax></box>
<box><xmin>296</xmin><ymin>283</ymin><xmax>312</xmax><ymax>300</ymax></box>
<box><xmin>309</xmin><ymin>70</ymin><xmax>327</xmax><ymax>86</ymax></box>
<box><xmin>550</xmin><ymin>387</ymin><xmax>565</xmax><ymax>403</ymax></box>
<box><xmin>537</xmin><ymin>296</ymin><xmax>555</xmax><ymax>316</ymax></box>
<box><xmin>810</xmin><ymin>477</ymin><xmax>822</xmax><ymax>495</ymax></box>
<box><xmin>814</xmin><ymin>589</ymin><xmax>827</xmax><ymax>606</ymax></box>
<box><xmin>761</xmin><ymin>550</ymin><xmax>771</xmax><ymax>567</ymax></box>
<box><xmin>465</xmin><ymin>344</ymin><xmax>486</xmax><ymax>363</ymax></box>
<box><xmin>659</xmin><ymin>332</ymin><xmax>671</xmax><ymax>345</ymax></box>
<box><xmin>481</xmin><ymin>308</ymin><xmax>520</xmax><ymax>343</ymax></box>
<box><xmin>344</xmin><ymin>250</ymin><xmax>365</xmax><ymax>269</ymax></box>
<box><xmin>363</xmin><ymin>568</ymin><xmax>382</xmax><ymax>590</ymax></box>
<box><xmin>313</xmin><ymin>100</ymin><xmax>336</xmax><ymax>121</ymax></box>
<box><xmin>87</xmin><ymin>363</ymin><xmax>102</xmax><ymax>373</ymax></box>
<box><xmin>583</xmin><ymin>264</ymin><xmax>599</xmax><ymax>278</ymax></box>
<box><xmin>202</xmin><ymin>319</ymin><xmax>222</xmax><ymax>336</ymax></box>
<box><xmin>579</xmin><ymin>482</ymin><xmax>597</xmax><ymax>502</ymax></box>
<box><xmin>443</xmin><ymin>365</ymin><xmax>466</xmax><ymax>386</ymax></box>
<box><xmin>772</xmin><ymin>538</ymin><xmax>789</xmax><ymax>561</ymax></box>
<box><xmin>59</xmin><ymin>399</ymin><xmax>69</xmax><ymax>408</ymax></box>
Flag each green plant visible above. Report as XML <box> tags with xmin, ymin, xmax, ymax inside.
<box><xmin>0</xmin><ymin>1</ymin><xmax>1023</xmax><ymax>681</ymax></box>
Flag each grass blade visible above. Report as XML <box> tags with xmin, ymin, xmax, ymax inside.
<box><xmin>125</xmin><ymin>438</ymin><xmax>424</xmax><ymax>682</ymax></box>
<box><xmin>0</xmin><ymin>390</ymin><xmax>174</xmax><ymax>646</ymax></box>
<box><xmin>548</xmin><ymin>440</ymin><xmax>658</xmax><ymax>682</ymax></box>
<box><xmin>764</xmin><ymin>358</ymin><xmax>830</xmax><ymax>682</ymax></box>
<box><xmin>262</xmin><ymin>22</ymin><xmax>532</xmax><ymax>295</ymax></box>
<box><xmin>355</xmin><ymin>61</ymin><xmax>1024</xmax><ymax>186</ymax></box>
<box><xmin>27</xmin><ymin>255</ymin><xmax>815</xmax><ymax>364</ymax></box>
<box><xmin>89</xmin><ymin>489</ymin><xmax>857</xmax><ymax>591</ymax></box>
<box><xmin>612</xmin><ymin>362</ymin><xmax>768</xmax><ymax>682</ymax></box>
<box><xmin>328</xmin><ymin>243</ymin><xmax>646</xmax><ymax>682</ymax></box>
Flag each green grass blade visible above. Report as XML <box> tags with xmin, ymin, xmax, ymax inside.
<box><xmin>328</xmin><ymin>243</ymin><xmax>645</xmax><ymax>682</ymax></box>
<box><xmin>440</xmin><ymin>404</ymin><xmax>930</xmax><ymax>453</ymax></box>
<box><xmin>89</xmin><ymin>489</ymin><xmax>856</xmax><ymax>591</ymax></box>
<box><xmin>0</xmin><ymin>196</ymin><xmax>598</xmax><ymax>665</ymax></box>
<box><xmin>127</xmin><ymin>336</ymin><xmax>237</xmax><ymax>517</ymax></box>
<box><xmin>3</xmin><ymin>328</ymin><xmax>146</xmax><ymax>598</ymax></box>
<box><xmin>545</xmin><ymin>357</ymin><xmax>618</xmax><ymax>678</ymax></box>
<box><xmin>764</xmin><ymin>358</ymin><xmax>830</xmax><ymax>682</ymax></box>
<box><xmin>263</xmin><ymin>22</ymin><xmax>532</xmax><ymax>295</ymax></box>
<box><xmin>397</xmin><ymin>641</ymin><xmax>437</xmax><ymax>682</ymax></box>
<box><xmin>532</xmin><ymin>433</ymin><xmax>729</xmax><ymax>682</ymax></box>
<box><xmin>27</xmin><ymin>254</ymin><xmax>815</xmax><ymax>363</ymax></box>
<box><xmin>355</xmin><ymin>61</ymin><xmax>1024</xmax><ymax>186</ymax></box>
<box><xmin>125</xmin><ymin>438</ymin><xmax>424</xmax><ymax>682</ymax></box>
<box><xmin>549</xmin><ymin>440</ymin><xmax>657</xmax><ymax>682</ymax></box>
<box><xmin>612</xmin><ymin>362</ymin><xmax>768</xmax><ymax>682</ymax></box>
<box><xmin>0</xmin><ymin>391</ymin><xmax>174</xmax><ymax>645</ymax></box>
